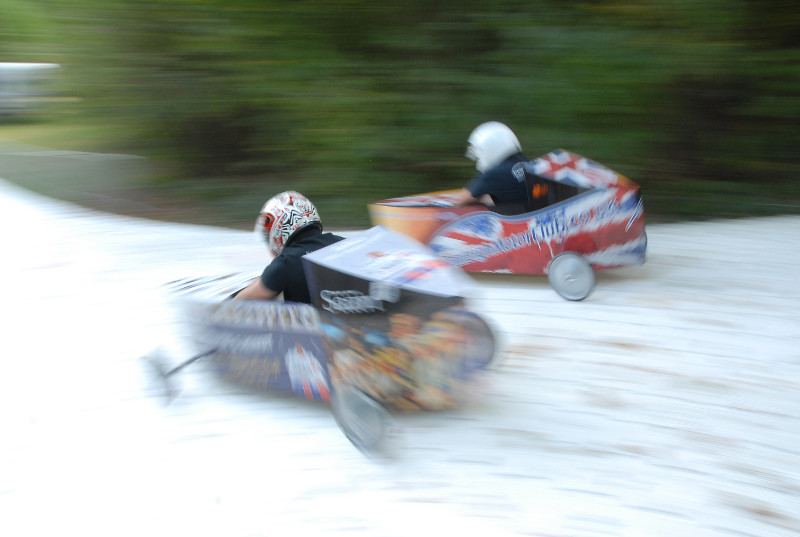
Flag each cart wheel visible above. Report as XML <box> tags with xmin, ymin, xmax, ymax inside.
<box><xmin>547</xmin><ymin>252</ymin><xmax>596</xmax><ymax>301</ymax></box>
<box><xmin>332</xmin><ymin>386</ymin><xmax>389</xmax><ymax>454</ymax></box>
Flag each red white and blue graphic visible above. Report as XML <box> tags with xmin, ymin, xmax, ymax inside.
<box><xmin>428</xmin><ymin>188</ymin><xmax>645</xmax><ymax>274</ymax></box>
<box><xmin>285</xmin><ymin>343</ymin><xmax>330</xmax><ymax>402</ymax></box>
<box><xmin>369</xmin><ymin>149</ymin><xmax>647</xmax><ymax>276</ymax></box>
<box><xmin>529</xmin><ymin>149</ymin><xmax>624</xmax><ymax>188</ymax></box>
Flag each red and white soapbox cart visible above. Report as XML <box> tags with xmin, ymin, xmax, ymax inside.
<box><xmin>368</xmin><ymin>149</ymin><xmax>647</xmax><ymax>300</ymax></box>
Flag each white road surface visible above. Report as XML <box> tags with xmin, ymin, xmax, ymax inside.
<box><xmin>0</xmin><ymin>176</ymin><xmax>798</xmax><ymax>537</ymax></box>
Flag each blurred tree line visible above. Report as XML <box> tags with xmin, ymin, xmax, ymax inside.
<box><xmin>2</xmin><ymin>0</ymin><xmax>799</xmax><ymax>226</ymax></box>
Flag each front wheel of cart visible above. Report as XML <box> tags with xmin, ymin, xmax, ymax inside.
<box><xmin>332</xmin><ymin>386</ymin><xmax>390</xmax><ymax>455</ymax></box>
<box><xmin>547</xmin><ymin>252</ymin><xmax>596</xmax><ymax>301</ymax></box>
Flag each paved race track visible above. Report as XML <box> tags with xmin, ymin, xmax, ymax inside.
<box><xmin>1</xmin><ymin>177</ymin><xmax>798</xmax><ymax>537</ymax></box>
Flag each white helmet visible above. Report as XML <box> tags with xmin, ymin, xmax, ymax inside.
<box><xmin>255</xmin><ymin>191</ymin><xmax>321</xmax><ymax>256</ymax></box>
<box><xmin>465</xmin><ymin>121</ymin><xmax>522</xmax><ymax>173</ymax></box>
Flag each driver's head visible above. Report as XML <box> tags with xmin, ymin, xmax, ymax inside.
<box><xmin>465</xmin><ymin>121</ymin><xmax>522</xmax><ymax>173</ymax></box>
<box><xmin>255</xmin><ymin>191</ymin><xmax>321</xmax><ymax>256</ymax></box>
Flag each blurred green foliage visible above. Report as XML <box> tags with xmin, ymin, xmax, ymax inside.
<box><xmin>1</xmin><ymin>0</ymin><xmax>798</xmax><ymax>228</ymax></box>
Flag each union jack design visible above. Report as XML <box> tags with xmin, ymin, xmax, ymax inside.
<box><xmin>446</xmin><ymin>213</ymin><xmax>504</xmax><ymax>240</ymax></box>
<box><xmin>429</xmin><ymin>187</ymin><xmax>645</xmax><ymax>274</ymax></box>
<box><xmin>368</xmin><ymin>148</ymin><xmax>646</xmax><ymax>278</ymax></box>
<box><xmin>529</xmin><ymin>149</ymin><xmax>622</xmax><ymax>188</ymax></box>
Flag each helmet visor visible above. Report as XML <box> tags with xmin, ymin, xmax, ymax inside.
<box><xmin>256</xmin><ymin>212</ymin><xmax>276</xmax><ymax>239</ymax></box>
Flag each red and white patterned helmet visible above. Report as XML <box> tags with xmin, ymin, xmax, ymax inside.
<box><xmin>255</xmin><ymin>191</ymin><xmax>321</xmax><ymax>256</ymax></box>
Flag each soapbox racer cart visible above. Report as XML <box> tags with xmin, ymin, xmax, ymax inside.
<box><xmin>368</xmin><ymin>149</ymin><xmax>647</xmax><ymax>300</ymax></box>
<box><xmin>147</xmin><ymin>227</ymin><xmax>496</xmax><ymax>454</ymax></box>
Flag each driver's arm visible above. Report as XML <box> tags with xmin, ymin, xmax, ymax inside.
<box><xmin>234</xmin><ymin>277</ymin><xmax>279</xmax><ymax>300</ymax></box>
<box><xmin>452</xmin><ymin>188</ymin><xmax>494</xmax><ymax>207</ymax></box>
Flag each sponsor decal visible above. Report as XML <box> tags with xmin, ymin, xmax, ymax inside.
<box><xmin>205</xmin><ymin>330</ymin><xmax>275</xmax><ymax>355</ymax></box>
<box><xmin>512</xmin><ymin>162</ymin><xmax>526</xmax><ymax>182</ymax></box>
<box><xmin>285</xmin><ymin>343</ymin><xmax>330</xmax><ymax>401</ymax></box>
<box><xmin>213</xmin><ymin>351</ymin><xmax>284</xmax><ymax>390</ymax></box>
<box><xmin>203</xmin><ymin>300</ymin><xmax>321</xmax><ymax>332</ymax></box>
<box><xmin>321</xmin><ymin>281</ymin><xmax>401</xmax><ymax>314</ymax></box>
<box><xmin>321</xmin><ymin>290</ymin><xmax>384</xmax><ymax>314</ymax></box>
<box><xmin>431</xmin><ymin>188</ymin><xmax>643</xmax><ymax>267</ymax></box>
<box><xmin>326</xmin><ymin>308</ymin><xmax>495</xmax><ymax>410</ymax></box>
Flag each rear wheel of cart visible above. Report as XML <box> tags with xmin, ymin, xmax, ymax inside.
<box><xmin>547</xmin><ymin>252</ymin><xmax>595</xmax><ymax>301</ymax></box>
<box><xmin>332</xmin><ymin>386</ymin><xmax>390</xmax><ymax>454</ymax></box>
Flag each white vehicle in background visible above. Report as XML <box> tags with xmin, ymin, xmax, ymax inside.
<box><xmin>0</xmin><ymin>62</ymin><xmax>61</xmax><ymax>117</ymax></box>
